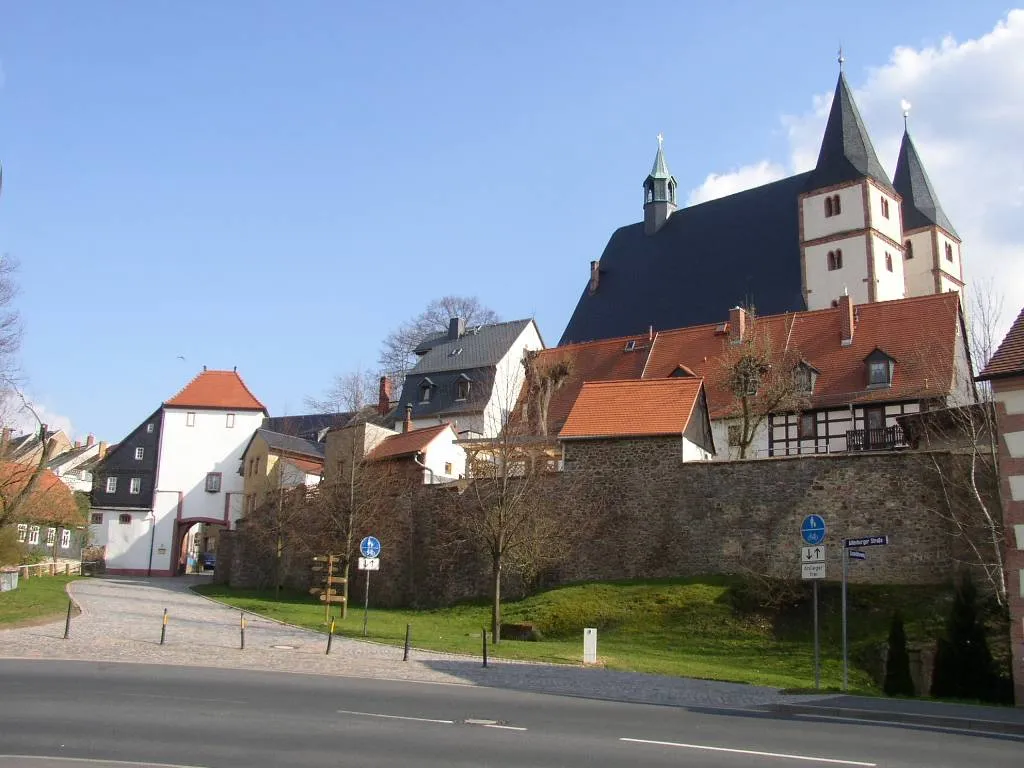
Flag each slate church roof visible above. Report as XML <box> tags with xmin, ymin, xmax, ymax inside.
<box><xmin>894</xmin><ymin>130</ymin><xmax>959</xmax><ymax>238</ymax></box>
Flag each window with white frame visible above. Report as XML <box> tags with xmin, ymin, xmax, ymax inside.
<box><xmin>130</xmin><ymin>477</ymin><xmax>142</xmax><ymax>495</ymax></box>
<box><xmin>60</xmin><ymin>529</ymin><xmax>71</xmax><ymax>549</ymax></box>
<box><xmin>186</xmin><ymin>412</ymin><xmax>196</xmax><ymax>427</ymax></box>
<box><xmin>46</xmin><ymin>527</ymin><xmax>56</xmax><ymax>546</ymax></box>
<box><xmin>28</xmin><ymin>525</ymin><xmax>40</xmax><ymax>545</ymax></box>
<box><xmin>146</xmin><ymin>423</ymin><xmax>154</xmax><ymax>433</ymax></box>
<box><xmin>205</xmin><ymin>472</ymin><xmax>222</xmax><ymax>493</ymax></box>
<box><xmin>226</xmin><ymin>413</ymin><xmax>235</xmax><ymax>428</ymax></box>
<box><xmin>106</xmin><ymin>476</ymin><xmax>118</xmax><ymax>494</ymax></box>
<box><xmin>16</xmin><ymin>523</ymin><xmax>27</xmax><ymax>542</ymax></box>
<box><xmin>134</xmin><ymin>447</ymin><xmax>144</xmax><ymax>460</ymax></box>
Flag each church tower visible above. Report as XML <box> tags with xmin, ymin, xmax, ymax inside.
<box><xmin>643</xmin><ymin>134</ymin><xmax>677</xmax><ymax>235</ymax></box>
<box><xmin>893</xmin><ymin>125</ymin><xmax>963</xmax><ymax>298</ymax></box>
<box><xmin>800</xmin><ymin>62</ymin><xmax>906</xmax><ymax>311</ymax></box>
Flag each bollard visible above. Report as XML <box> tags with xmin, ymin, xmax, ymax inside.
<box><xmin>159</xmin><ymin>608</ymin><xmax>168</xmax><ymax>645</ymax></box>
<box><xmin>482</xmin><ymin>626</ymin><xmax>488</xmax><ymax>668</ymax></box>
<box><xmin>403</xmin><ymin>623</ymin><xmax>411</xmax><ymax>662</ymax></box>
<box><xmin>240</xmin><ymin>612</ymin><xmax>246</xmax><ymax>650</ymax></box>
<box><xmin>325</xmin><ymin>617</ymin><xmax>335</xmax><ymax>655</ymax></box>
<box><xmin>63</xmin><ymin>599</ymin><xmax>72</xmax><ymax>640</ymax></box>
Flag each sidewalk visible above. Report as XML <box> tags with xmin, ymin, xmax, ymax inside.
<box><xmin>771</xmin><ymin>694</ymin><xmax>1024</xmax><ymax>736</ymax></box>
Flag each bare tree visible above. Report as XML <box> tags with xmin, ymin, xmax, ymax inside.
<box><xmin>714</xmin><ymin>314</ymin><xmax>809</xmax><ymax>459</ymax></box>
<box><xmin>378</xmin><ymin>296</ymin><xmax>500</xmax><ymax>389</ymax></box>
<box><xmin>521</xmin><ymin>350</ymin><xmax>575</xmax><ymax>437</ymax></box>
<box><xmin>0</xmin><ymin>396</ymin><xmax>62</xmax><ymax>530</ymax></box>
<box><xmin>305</xmin><ymin>368</ymin><xmax>379</xmax><ymax>414</ymax></box>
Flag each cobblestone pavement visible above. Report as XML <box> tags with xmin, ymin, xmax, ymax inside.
<box><xmin>0</xmin><ymin>576</ymin><xmax>818</xmax><ymax>710</ymax></box>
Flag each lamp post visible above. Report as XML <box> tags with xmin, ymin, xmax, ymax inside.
<box><xmin>146</xmin><ymin>511</ymin><xmax>157</xmax><ymax>577</ymax></box>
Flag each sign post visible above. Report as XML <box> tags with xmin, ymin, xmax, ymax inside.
<box><xmin>841</xmin><ymin>535</ymin><xmax>888</xmax><ymax>691</ymax></box>
<box><xmin>800</xmin><ymin>515</ymin><xmax>827</xmax><ymax>690</ymax></box>
<box><xmin>359</xmin><ymin>536</ymin><xmax>381</xmax><ymax>638</ymax></box>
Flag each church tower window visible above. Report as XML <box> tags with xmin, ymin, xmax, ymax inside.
<box><xmin>945</xmin><ymin>243</ymin><xmax>954</xmax><ymax>261</ymax></box>
<box><xmin>825</xmin><ymin>197</ymin><xmax>833</xmax><ymax>217</ymax></box>
<box><xmin>827</xmin><ymin>250</ymin><xmax>843</xmax><ymax>271</ymax></box>
<box><xmin>904</xmin><ymin>240</ymin><xmax>913</xmax><ymax>259</ymax></box>
<box><xmin>832</xmin><ymin>194</ymin><xmax>841</xmax><ymax>215</ymax></box>
<box><xmin>885</xmin><ymin>252</ymin><xmax>893</xmax><ymax>272</ymax></box>
<box><xmin>881</xmin><ymin>198</ymin><xmax>890</xmax><ymax>219</ymax></box>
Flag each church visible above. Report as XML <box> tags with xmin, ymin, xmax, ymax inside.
<box><xmin>559</xmin><ymin>69</ymin><xmax>964</xmax><ymax>345</ymax></box>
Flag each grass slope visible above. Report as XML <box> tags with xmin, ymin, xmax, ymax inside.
<box><xmin>196</xmin><ymin>577</ymin><xmax>971</xmax><ymax>693</ymax></box>
<box><xmin>0</xmin><ymin>575</ymin><xmax>78</xmax><ymax>626</ymax></box>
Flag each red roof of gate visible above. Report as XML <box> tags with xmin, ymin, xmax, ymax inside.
<box><xmin>164</xmin><ymin>370</ymin><xmax>267</xmax><ymax>412</ymax></box>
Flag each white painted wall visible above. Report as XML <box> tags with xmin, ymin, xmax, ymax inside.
<box><xmin>804</xmin><ymin>235</ymin><xmax>870</xmax><ymax>309</ymax></box>
<box><xmin>482</xmin><ymin>322</ymin><xmax>544</xmax><ymax>438</ymax></box>
<box><xmin>406</xmin><ymin>414</ymin><xmax>484</xmax><ymax>438</ymax></box>
<box><xmin>710</xmin><ymin>419</ymin><xmax>770</xmax><ymax>460</ymax></box>
<box><xmin>681</xmin><ymin>436</ymin><xmax>713</xmax><ymax>462</ymax></box>
<box><xmin>903</xmin><ymin>229</ymin><xmax>936</xmax><ymax>297</ymax></box>
<box><xmin>937</xmin><ymin>233</ymin><xmax>963</xmax><ymax>283</ymax></box>
<box><xmin>995</xmin><ymin>388</ymin><xmax>1024</xmax><ymax>415</ymax></box>
<box><xmin>1004</xmin><ymin>431</ymin><xmax>1024</xmax><ymax>457</ymax></box>
<box><xmin>94</xmin><ymin>506</ymin><xmax>172</xmax><ymax>573</ymax></box>
<box><xmin>156</xmin><ymin>407</ymin><xmax>265</xmax><ymax>529</ymax></box>
<box><xmin>866</xmin><ymin>185</ymin><xmax>903</xmax><ymax>243</ymax></box>
<box><xmin>871</xmin><ymin>234</ymin><xmax>907</xmax><ymax>303</ymax></box>
<box><xmin>279</xmin><ymin>460</ymin><xmax>322</xmax><ymax>488</ymax></box>
<box><xmin>938</xmin><ymin>275</ymin><xmax>962</xmax><ymax>295</ymax></box>
<box><xmin>420</xmin><ymin>428</ymin><xmax>467</xmax><ymax>481</ymax></box>
<box><xmin>801</xmin><ymin>183</ymin><xmax>866</xmax><ymax>241</ymax></box>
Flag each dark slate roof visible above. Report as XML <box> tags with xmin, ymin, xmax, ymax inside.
<box><xmin>408</xmin><ymin>319</ymin><xmax>534</xmax><ymax>375</ymax></box>
<box><xmin>256</xmin><ymin>429</ymin><xmax>325</xmax><ymax>459</ymax></box>
<box><xmin>807</xmin><ymin>73</ymin><xmax>894</xmax><ymax>193</ymax></box>
<box><xmin>394</xmin><ymin>367</ymin><xmax>497</xmax><ymax>427</ymax></box>
<box><xmin>894</xmin><ymin>130</ymin><xmax>959</xmax><ymax>238</ymax></box>
<box><xmin>262</xmin><ymin>413</ymin><xmax>353</xmax><ymax>441</ymax></box>
<box><xmin>412</xmin><ymin>331</ymin><xmax>449</xmax><ymax>355</ymax></box>
<box><xmin>559</xmin><ymin>174</ymin><xmax>810</xmax><ymax>345</ymax></box>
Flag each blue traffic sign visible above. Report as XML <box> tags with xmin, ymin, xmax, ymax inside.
<box><xmin>359</xmin><ymin>536</ymin><xmax>381</xmax><ymax>559</ymax></box>
<box><xmin>801</xmin><ymin>515</ymin><xmax>827</xmax><ymax>545</ymax></box>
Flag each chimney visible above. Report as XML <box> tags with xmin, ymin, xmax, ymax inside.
<box><xmin>86</xmin><ymin>434</ymin><xmax>95</xmax><ymax>447</ymax></box>
<box><xmin>588</xmin><ymin>260</ymin><xmax>601</xmax><ymax>294</ymax></box>
<box><xmin>0</xmin><ymin>427</ymin><xmax>11</xmax><ymax>456</ymax></box>
<box><xmin>448</xmin><ymin>317</ymin><xmax>465</xmax><ymax>341</ymax></box>
<box><xmin>839</xmin><ymin>292</ymin><xmax>855</xmax><ymax>346</ymax></box>
<box><xmin>404</xmin><ymin>404</ymin><xmax>413</xmax><ymax>433</ymax></box>
<box><xmin>98</xmin><ymin>441</ymin><xmax>108</xmax><ymax>458</ymax></box>
<box><xmin>728</xmin><ymin>307</ymin><xmax>747</xmax><ymax>344</ymax></box>
<box><xmin>377</xmin><ymin>376</ymin><xmax>392</xmax><ymax>416</ymax></box>
<box><xmin>74</xmin><ymin>440</ymin><xmax>82</xmax><ymax>449</ymax></box>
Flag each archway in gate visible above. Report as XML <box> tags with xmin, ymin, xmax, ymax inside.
<box><xmin>171</xmin><ymin>518</ymin><xmax>226</xmax><ymax>576</ymax></box>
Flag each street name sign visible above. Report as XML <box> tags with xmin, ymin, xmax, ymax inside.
<box><xmin>849</xmin><ymin>551</ymin><xmax>867</xmax><ymax>560</ymax></box>
<box><xmin>358</xmin><ymin>557</ymin><xmax>380</xmax><ymax>571</ymax></box>
<box><xmin>844</xmin><ymin>535</ymin><xmax>889</xmax><ymax>548</ymax></box>
<box><xmin>801</xmin><ymin>515</ymin><xmax>827</xmax><ymax>545</ymax></box>
<box><xmin>802</xmin><ymin>562</ymin><xmax>827</xmax><ymax>580</ymax></box>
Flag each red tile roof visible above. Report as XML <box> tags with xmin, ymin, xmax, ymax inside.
<box><xmin>978</xmin><ymin>306</ymin><xmax>1024</xmax><ymax>380</ymax></box>
<box><xmin>643</xmin><ymin>292</ymin><xmax>963</xmax><ymax>419</ymax></box>
<box><xmin>285</xmin><ymin>456</ymin><xmax>324</xmax><ymax>476</ymax></box>
<box><xmin>0</xmin><ymin>462</ymin><xmax>81</xmax><ymax>525</ymax></box>
<box><xmin>559</xmin><ymin>379</ymin><xmax>704</xmax><ymax>438</ymax></box>
<box><xmin>524</xmin><ymin>334</ymin><xmax>653</xmax><ymax>434</ymax></box>
<box><xmin>164</xmin><ymin>370</ymin><xmax>267</xmax><ymax>412</ymax></box>
<box><xmin>368</xmin><ymin>423</ymin><xmax>453</xmax><ymax>461</ymax></box>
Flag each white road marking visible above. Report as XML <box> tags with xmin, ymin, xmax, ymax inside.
<box><xmin>619</xmin><ymin>738</ymin><xmax>877</xmax><ymax>766</ymax></box>
<box><xmin>337</xmin><ymin>709</ymin><xmax>454</xmax><ymax>725</ymax></box>
<box><xmin>0</xmin><ymin>755</ymin><xmax>210</xmax><ymax>768</ymax></box>
<box><xmin>483</xmin><ymin>724</ymin><xmax>528</xmax><ymax>732</ymax></box>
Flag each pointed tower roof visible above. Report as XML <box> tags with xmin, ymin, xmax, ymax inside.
<box><xmin>164</xmin><ymin>369</ymin><xmax>267</xmax><ymax>412</ymax></box>
<box><xmin>648</xmin><ymin>134</ymin><xmax>672</xmax><ymax>180</ymax></box>
<box><xmin>894</xmin><ymin>130</ymin><xmax>958</xmax><ymax>238</ymax></box>
<box><xmin>808</xmin><ymin>73</ymin><xmax>893</xmax><ymax>193</ymax></box>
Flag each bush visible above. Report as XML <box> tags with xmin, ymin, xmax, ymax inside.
<box><xmin>883</xmin><ymin>612</ymin><xmax>915</xmax><ymax>697</ymax></box>
<box><xmin>0</xmin><ymin>526</ymin><xmax>25</xmax><ymax>567</ymax></box>
<box><xmin>931</xmin><ymin>575</ymin><xmax>999</xmax><ymax>701</ymax></box>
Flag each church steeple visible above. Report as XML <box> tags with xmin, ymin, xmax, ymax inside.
<box><xmin>894</xmin><ymin>129</ymin><xmax>958</xmax><ymax>238</ymax></box>
<box><xmin>643</xmin><ymin>134</ymin><xmax>677</xmax><ymax>235</ymax></box>
<box><xmin>807</xmin><ymin>72</ymin><xmax>894</xmax><ymax>193</ymax></box>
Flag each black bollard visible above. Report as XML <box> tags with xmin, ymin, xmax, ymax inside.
<box><xmin>326</xmin><ymin>617</ymin><xmax>335</xmax><ymax>655</ymax></box>
<box><xmin>482</xmin><ymin>626</ymin><xmax>488</xmax><ymax>668</ymax></box>
<box><xmin>159</xmin><ymin>608</ymin><xmax>168</xmax><ymax>645</ymax></box>
<box><xmin>403</xmin><ymin>623</ymin><xmax>411</xmax><ymax>662</ymax></box>
<box><xmin>63</xmin><ymin>599</ymin><xmax>72</xmax><ymax>640</ymax></box>
<box><xmin>240</xmin><ymin>612</ymin><xmax>246</xmax><ymax>650</ymax></box>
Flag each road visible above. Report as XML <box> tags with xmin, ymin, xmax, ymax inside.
<box><xmin>0</xmin><ymin>660</ymin><xmax>1020</xmax><ymax>768</ymax></box>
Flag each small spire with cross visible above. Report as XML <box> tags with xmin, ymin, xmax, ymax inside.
<box><xmin>657</xmin><ymin>132</ymin><xmax>664</xmax><ymax>147</ymax></box>
<box><xmin>900</xmin><ymin>99</ymin><xmax>912</xmax><ymax>130</ymax></box>
<box><xmin>837</xmin><ymin>45</ymin><xmax>845</xmax><ymax>71</ymax></box>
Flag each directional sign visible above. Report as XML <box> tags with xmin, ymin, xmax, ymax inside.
<box><xmin>359</xmin><ymin>536</ymin><xmax>381</xmax><ymax>559</ymax></box>
<box><xmin>802</xmin><ymin>545</ymin><xmax>826</xmax><ymax>563</ymax></box>
<box><xmin>848</xmin><ymin>550</ymin><xmax>867</xmax><ymax>561</ymax></box>
<box><xmin>358</xmin><ymin>557</ymin><xmax>380</xmax><ymax>571</ymax></box>
<box><xmin>802</xmin><ymin>562</ymin><xmax>827</xmax><ymax>580</ymax></box>
<box><xmin>801</xmin><ymin>515</ymin><xmax>827</xmax><ymax>545</ymax></box>
<box><xmin>319</xmin><ymin>594</ymin><xmax>347</xmax><ymax>604</ymax></box>
<box><xmin>844</xmin><ymin>535</ymin><xmax>889</xmax><ymax>548</ymax></box>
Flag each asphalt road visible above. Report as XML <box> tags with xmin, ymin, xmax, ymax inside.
<box><xmin>0</xmin><ymin>660</ymin><xmax>1019</xmax><ymax>768</ymax></box>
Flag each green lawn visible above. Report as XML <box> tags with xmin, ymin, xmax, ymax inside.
<box><xmin>0</xmin><ymin>575</ymin><xmax>78</xmax><ymax>626</ymax></box>
<box><xmin>194</xmin><ymin>577</ymin><xmax>969</xmax><ymax>693</ymax></box>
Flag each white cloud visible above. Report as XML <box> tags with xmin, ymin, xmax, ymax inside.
<box><xmin>686</xmin><ymin>161</ymin><xmax>787</xmax><ymax>206</ymax></box>
<box><xmin>5</xmin><ymin>397</ymin><xmax>75</xmax><ymax>440</ymax></box>
<box><xmin>687</xmin><ymin>10</ymin><xmax>1024</xmax><ymax>340</ymax></box>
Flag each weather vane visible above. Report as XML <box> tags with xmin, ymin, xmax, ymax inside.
<box><xmin>901</xmin><ymin>99</ymin><xmax>912</xmax><ymax>129</ymax></box>
<box><xmin>657</xmin><ymin>132</ymin><xmax>664</xmax><ymax>147</ymax></box>
<box><xmin>837</xmin><ymin>45</ymin><xmax>845</xmax><ymax>71</ymax></box>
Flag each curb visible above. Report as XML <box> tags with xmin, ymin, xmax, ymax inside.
<box><xmin>773</xmin><ymin>703</ymin><xmax>1024</xmax><ymax>737</ymax></box>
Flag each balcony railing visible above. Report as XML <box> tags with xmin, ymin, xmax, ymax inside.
<box><xmin>846</xmin><ymin>425</ymin><xmax>907</xmax><ymax>452</ymax></box>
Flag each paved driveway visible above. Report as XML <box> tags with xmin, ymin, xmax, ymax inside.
<box><xmin>0</xmin><ymin>575</ymin><xmax>811</xmax><ymax>710</ymax></box>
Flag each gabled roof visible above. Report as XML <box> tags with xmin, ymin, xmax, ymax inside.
<box><xmin>807</xmin><ymin>72</ymin><xmax>894</xmax><ymax>193</ymax></box>
<box><xmin>282</xmin><ymin>456</ymin><xmax>324</xmax><ymax>476</ymax></box>
<box><xmin>559</xmin><ymin>379</ymin><xmax>704</xmax><ymax>439</ymax></box>
<box><xmin>408</xmin><ymin>319</ymin><xmax>535</xmax><ymax>375</ymax></box>
<box><xmin>367</xmin><ymin>423</ymin><xmax>453</xmax><ymax>461</ymax></box>
<box><xmin>894</xmin><ymin>130</ymin><xmax>959</xmax><ymax>238</ymax></box>
<box><xmin>251</xmin><ymin>429</ymin><xmax>324</xmax><ymax>460</ymax></box>
<box><xmin>164</xmin><ymin>370</ymin><xmax>266</xmax><ymax>412</ymax></box>
<box><xmin>559</xmin><ymin>173</ymin><xmax>809</xmax><ymax>345</ymax></box>
<box><xmin>262</xmin><ymin>413</ymin><xmax>354</xmax><ymax>440</ymax></box>
<box><xmin>978</xmin><ymin>306</ymin><xmax>1024</xmax><ymax>380</ymax></box>
<box><xmin>643</xmin><ymin>292</ymin><xmax>963</xmax><ymax>417</ymax></box>
<box><xmin>47</xmin><ymin>444</ymin><xmax>98</xmax><ymax>472</ymax></box>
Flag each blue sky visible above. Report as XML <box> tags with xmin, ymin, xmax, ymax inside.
<box><xmin>0</xmin><ymin>1</ymin><xmax>1019</xmax><ymax>441</ymax></box>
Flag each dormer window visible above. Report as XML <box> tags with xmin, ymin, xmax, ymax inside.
<box><xmin>864</xmin><ymin>348</ymin><xmax>895</xmax><ymax>388</ymax></box>
<box><xmin>792</xmin><ymin>361</ymin><xmax>819</xmax><ymax>393</ymax></box>
<box><xmin>670</xmin><ymin>364</ymin><xmax>696</xmax><ymax>378</ymax></box>
<box><xmin>827</xmin><ymin>249</ymin><xmax>843</xmax><ymax>271</ymax></box>
<box><xmin>455</xmin><ymin>375</ymin><xmax>471</xmax><ymax>401</ymax></box>
<box><xmin>419</xmin><ymin>379</ymin><xmax>434</xmax><ymax>403</ymax></box>
<box><xmin>905</xmin><ymin>240</ymin><xmax>913</xmax><ymax>259</ymax></box>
